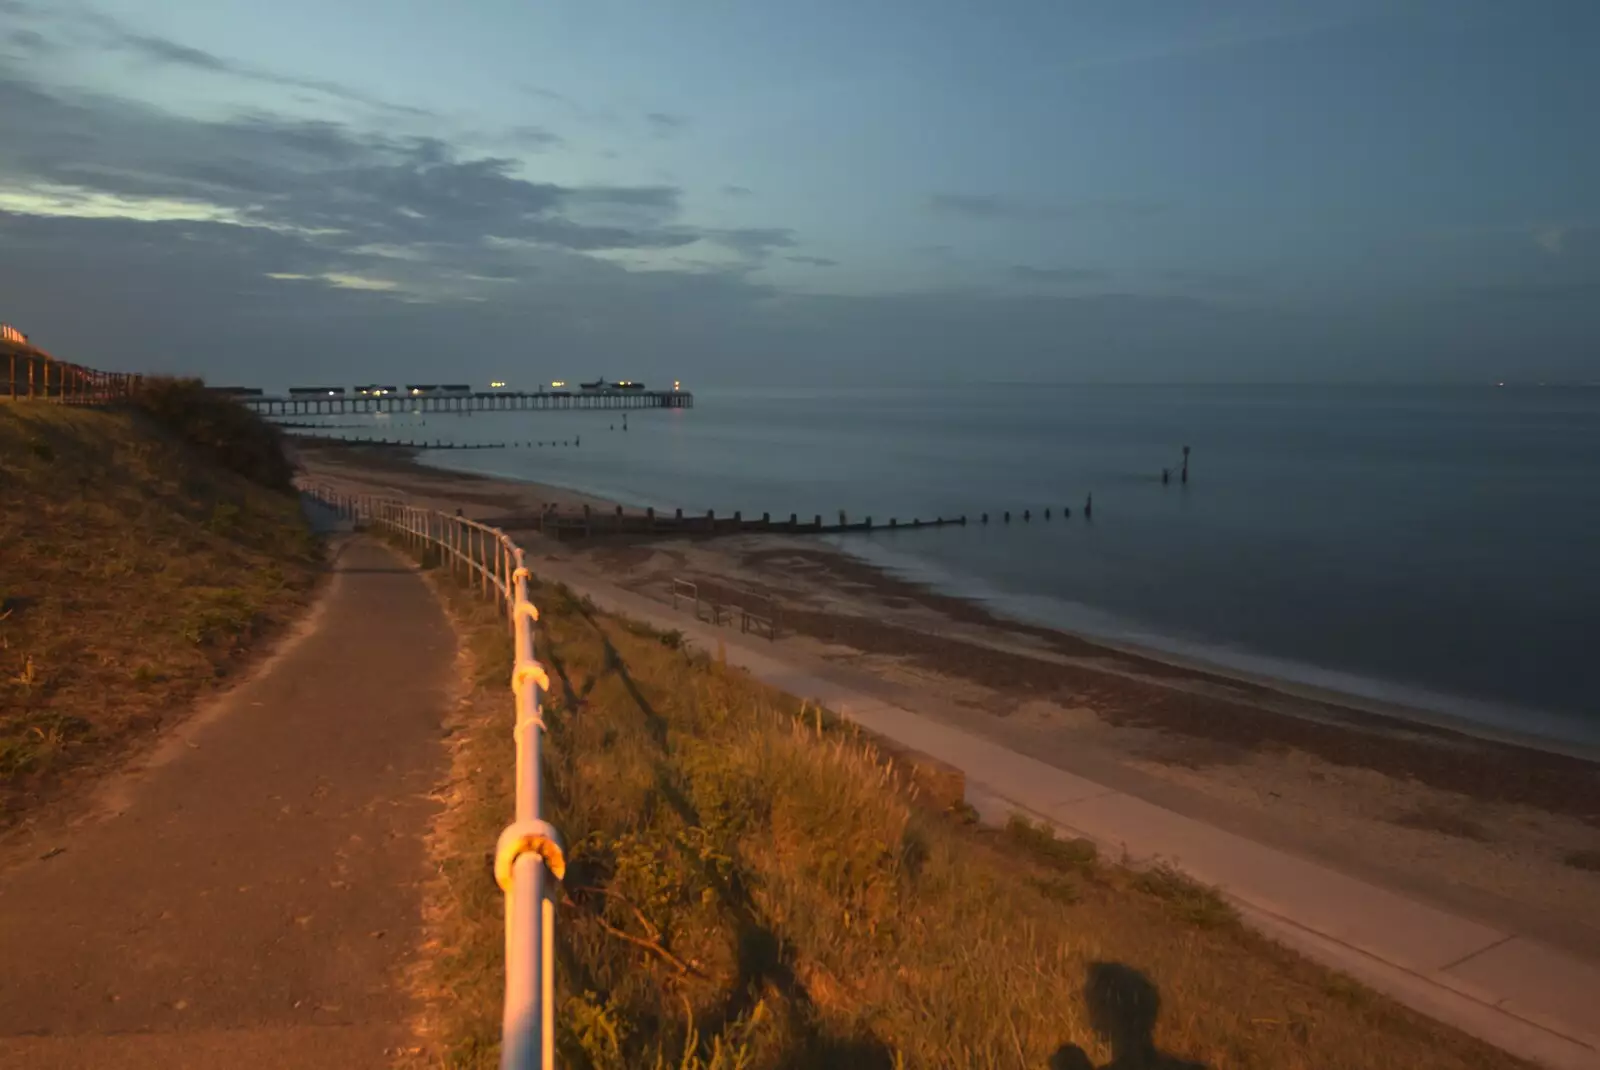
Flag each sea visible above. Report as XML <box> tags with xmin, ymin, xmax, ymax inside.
<box><xmin>299</xmin><ymin>384</ymin><xmax>1600</xmax><ymax>749</ymax></box>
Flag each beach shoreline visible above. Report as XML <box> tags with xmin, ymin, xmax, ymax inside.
<box><xmin>296</xmin><ymin>440</ymin><xmax>1594</xmax><ymax>760</ymax></box>
<box><xmin>294</xmin><ymin>439</ymin><xmax>1600</xmax><ymax>954</ymax></box>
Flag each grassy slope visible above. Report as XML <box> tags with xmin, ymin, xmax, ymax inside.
<box><xmin>410</xmin><ymin>563</ymin><xmax>1524</xmax><ymax>1070</ymax></box>
<box><xmin>0</xmin><ymin>403</ymin><xmax>318</xmax><ymax>819</ymax></box>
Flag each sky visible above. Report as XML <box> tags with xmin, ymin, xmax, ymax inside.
<box><xmin>1</xmin><ymin>0</ymin><xmax>1597</xmax><ymax>387</ymax></box>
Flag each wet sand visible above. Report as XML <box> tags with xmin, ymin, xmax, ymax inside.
<box><xmin>295</xmin><ymin>441</ymin><xmax>1600</xmax><ymax>953</ymax></box>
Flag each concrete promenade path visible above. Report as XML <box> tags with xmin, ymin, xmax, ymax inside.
<box><xmin>533</xmin><ymin>557</ymin><xmax>1600</xmax><ymax>1070</ymax></box>
<box><xmin>0</xmin><ymin>536</ymin><xmax>456</xmax><ymax>1070</ymax></box>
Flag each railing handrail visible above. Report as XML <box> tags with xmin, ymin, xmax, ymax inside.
<box><xmin>2</xmin><ymin>348</ymin><xmax>145</xmax><ymax>403</ymax></box>
<box><xmin>299</xmin><ymin>481</ymin><xmax>559</xmax><ymax>1070</ymax></box>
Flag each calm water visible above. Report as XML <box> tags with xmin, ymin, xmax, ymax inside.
<box><xmin>310</xmin><ymin>385</ymin><xmax>1600</xmax><ymax>746</ymax></box>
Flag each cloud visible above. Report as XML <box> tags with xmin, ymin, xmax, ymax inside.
<box><xmin>1010</xmin><ymin>265</ymin><xmax>1106</xmax><ymax>283</ymax></box>
<box><xmin>721</xmin><ymin>185</ymin><xmax>754</xmax><ymax>197</ymax></box>
<box><xmin>1534</xmin><ymin>226</ymin><xmax>1568</xmax><ymax>254</ymax></box>
<box><xmin>1452</xmin><ymin>280</ymin><xmax>1600</xmax><ymax>304</ymax></box>
<box><xmin>0</xmin><ymin>73</ymin><xmax>789</xmax><ymax>271</ymax></box>
<box><xmin>504</xmin><ymin>124</ymin><xmax>564</xmax><ymax>151</ymax></box>
<box><xmin>786</xmin><ymin>255</ymin><xmax>839</xmax><ymax>267</ymax></box>
<box><xmin>645</xmin><ymin>111</ymin><xmax>689</xmax><ymax>135</ymax></box>
<box><xmin>928</xmin><ymin>192</ymin><xmax>1169</xmax><ymax>221</ymax></box>
<box><xmin>4</xmin><ymin>0</ymin><xmax>431</xmax><ymax>116</ymax></box>
<box><xmin>1161</xmin><ymin>268</ymin><xmax>1261</xmax><ymax>292</ymax></box>
<box><xmin>927</xmin><ymin>193</ymin><xmax>1037</xmax><ymax>220</ymax></box>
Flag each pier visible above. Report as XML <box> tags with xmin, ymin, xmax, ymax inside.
<box><xmin>242</xmin><ymin>388</ymin><xmax>692</xmax><ymax>417</ymax></box>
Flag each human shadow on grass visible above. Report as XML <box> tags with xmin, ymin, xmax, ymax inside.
<box><xmin>1050</xmin><ymin>962</ymin><xmax>1206</xmax><ymax>1070</ymax></box>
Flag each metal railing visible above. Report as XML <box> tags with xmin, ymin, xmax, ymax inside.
<box><xmin>2</xmin><ymin>347</ymin><xmax>145</xmax><ymax>402</ymax></box>
<box><xmin>300</xmin><ymin>481</ymin><xmax>561</xmax><ymax>1070</ymax></box>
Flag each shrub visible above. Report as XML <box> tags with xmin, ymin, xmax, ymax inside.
<box><xmin>130</xmin><ymin>377</ymin><xmax>293</xmax><ymax>490</ymax></box>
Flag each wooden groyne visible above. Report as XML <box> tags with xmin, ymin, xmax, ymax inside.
<box><xmin>488</xmin><ymin>503</ymin><xmax>1090</xmax><ymax>541</ymax></box>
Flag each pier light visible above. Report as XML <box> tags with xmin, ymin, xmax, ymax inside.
<box><xmin>551</xmin><ymin>380</ymin><xmax>566</xmax><ymax>388</ymax></box>
<box><xmin>490</xmin><ymin>380</ymin><xmax>507</xmax><ymax>389</ymax></box>
<box><xmin>674</xmin><ymin>380</ymin><xmax>680</xmax><ymax>391</ymax></box>
<box><xmin>327</xmin><ymin>390</ymin><xmax>337</xmax><ymax>396</ymax></box>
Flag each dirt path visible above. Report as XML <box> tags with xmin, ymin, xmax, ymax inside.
<box><xmin>0</xmin><ymin>537</ymin><xmax>456</xmax><ymax>1069</ymax></box>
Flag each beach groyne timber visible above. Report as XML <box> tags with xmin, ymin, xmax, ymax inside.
<box><xmin>506</xmin><ymin>503</ymin><xmax>1090</xmax><ymax>540</ymax></box>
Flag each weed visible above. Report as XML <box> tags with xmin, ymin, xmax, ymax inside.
<box><xmin>1029</xmin><ymin>874</ymin><xmax>1082</xmax><ymax>905</ymax></box>
<box><xmin>10</xmin><ymin>655</ymin><xmax>38</xmax><ymax>687</ymax></box>
<box><xmin>1005</xmin><ymin>814</ymin><xmax>1099</xmax><ymax>874</ymax></box>
<box><xmin>1563</xmin><ymin>848</ymin><xmax>1600</xmax><ymax>872</ymax></box>
<box><xmin>1129</xmin><ymin>864</ymin><xmax>1239</xmax><ymax>930</ymax></box>
<box><xmin>1390</xmin><ymin>804</ymin><xmax>1491</xmax><ymax>842</ymax></box>
<box><xmin>206</xmin><ymin>502</ymin><xmax>242</xmax><ymax>534</ymax></box>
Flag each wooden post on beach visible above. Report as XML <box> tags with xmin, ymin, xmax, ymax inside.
<box><xmin>675</xmin><ymin>508</ymin><xmax>683</xmax><ymax>523</ymax></box>
<box><xmin>583</xmin><ymin>504</ymin><xmax>593</xmax><ymax>537</ymax></box>
<box><xmin>814</xmin><ymin>515</ymin><xmax>822</xmax><ymax>530</ymax></box>
<box><xmin>646</xmin><ymin>507</ymin><xmax>655</xmax><ymax>532</ymax></box>
<box><xmin>706</xmin><ymin>509</ymin><xmax>715</xmax><ymax>533</ymax></box>
<box><xmin>615</xmin><ymin>504</ymin><xmax>624</xmax><ymax>532</ymax></box>
<box><xmin>890</xmin><ymin>517</ymin><xmax>897</xmax><ymax>528</ymax></box>
<box><xmin>789</xmin><ymin>513</ymin><xmax>798</xmax><ymax>531</ymax></box>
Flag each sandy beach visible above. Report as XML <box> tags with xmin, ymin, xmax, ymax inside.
<box><xmin>296</xmin><ymin>440</ymin><xmax>1600</xmax><ymax>958</ymax></box>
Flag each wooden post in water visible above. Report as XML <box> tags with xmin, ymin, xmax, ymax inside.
<box><xmin>1182</xmin><ymin>445</ymin><xmax>1191</xmax><ymax>484</ymax></box>
<box><xmin>1084</xmin><ymin>494</ymin><xmax>1093</xmax><ymax>520</ymax></box>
